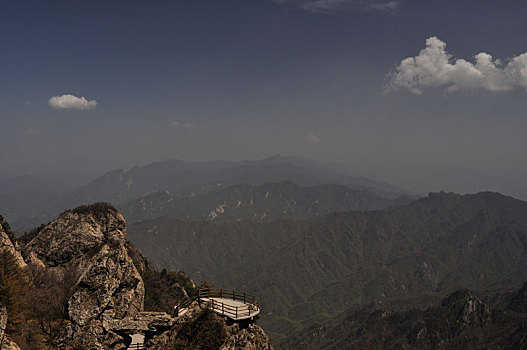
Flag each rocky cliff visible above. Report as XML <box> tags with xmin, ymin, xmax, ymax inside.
<box><xmin>0</xmin><ymin>222</ymin><xmax>25</xmax><ymax>269</ymax></box>
<box><xmin>3</xmin><ymin>203</ymin><xmax>273</xmax><ymax>349</ymax></box>
<box><xmin>21</xmin><ymin>203</ymin><xmax>145</xmax><ymax>348</ymax></box>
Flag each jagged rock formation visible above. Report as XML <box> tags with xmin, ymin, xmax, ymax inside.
<box><xmin>0</xmin><ymin>224</ymin><xmax>25</xmax><ymax>269</ymax></box>
<box><xmin>21</xmin><ymin>203</ymin><xmax>145</xmax><ymax>349</ymax></box>
<box><xmin>23</xmin><ymin>204</ymin><xmax>127</xmax><ymax>267</ymax></box>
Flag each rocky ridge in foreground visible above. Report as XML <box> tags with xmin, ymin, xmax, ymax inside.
<box><xmin>1</xmin><ymin>203</ymin><xmax>273</xmax><ymax>349</ymax></box>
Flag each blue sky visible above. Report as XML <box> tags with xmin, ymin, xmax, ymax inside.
<box><xmin>1</xmin><ymin>0</ymin><xmax>527</xmax><ymax>198</ymax></box>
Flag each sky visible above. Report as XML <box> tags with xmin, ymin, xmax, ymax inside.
<box><xmin>1</xmin><ymin>0</ymin><xmax>527</xmax><ymax>199</ymax></box>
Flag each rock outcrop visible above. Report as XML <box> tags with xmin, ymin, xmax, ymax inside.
<box><xmin>24</xmin><ymin>204</ymin><xmax>126</xmax><ymax>267</ymax></box>
<box><xmin>22</xmin><ymin>203</ymin><xmax>145</xmax><ymax>349</ymax></box>
<box><xmin>0</xmin><ymin>307</ymin><xmax>6</xmax><ymax>345</ymax></box>
<box><xmin>0</xmin><ymin>308</ymin><xmax>21</xmax><ymax>350</ymax></box>
<box><xmin>221</xmin><ymin>323</ymin><xmax>274</xmax><ymax>350</ymax></box>
<box><xmin>441</xmin><ymin>289</ymin><xmax>491</xmax><ymax>333</ymax></box>
<box><xmin>0</xmin><ymin>225</ymin><xmax>25</xmax><ymax>269</ymax></box>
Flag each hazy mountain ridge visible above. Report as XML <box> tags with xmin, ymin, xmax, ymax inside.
<box><xmin>126</xmin><ymin>191</ymin><xmax>527</xmax><ymax>341</ymax></box>
<box><xmin>2</xmin><ymin>156</ymin><xmax>414</xmax><ymax>231</ymax></box>
<box><xmin>118</xmin><ymin>181</ymin><xmax>413</xmax><ymax>224</ymax></box>
<box><xmin>62</xmin><ymin>156</ymin><xmax>413</xmax><ymax>210</ymax></box>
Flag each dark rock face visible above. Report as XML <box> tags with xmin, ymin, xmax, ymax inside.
<box><xmin>508</xmin><ymin>281</ymin><xmax>527</xmax><ymax>313</ymax></box>
<box><xmin>441</xmin><ymin>289</ymin><xmax>491</xmax><ymax>333</ymax></box>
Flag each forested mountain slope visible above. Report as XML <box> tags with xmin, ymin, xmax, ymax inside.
<box><xmin>119</xmin><ymin>181</ymin><xmax>412</xmax><ymax>224</ymax></box>
<box><xmin>127</xmin><ymin>191</ymin><xmax>527</xmax><ymax>340</ymax></box>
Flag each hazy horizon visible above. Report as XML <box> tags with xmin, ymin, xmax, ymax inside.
<box><xmin>2</xmin><ymin>0</ymin><xmax>526</xmax><ymax>200</ymax></box>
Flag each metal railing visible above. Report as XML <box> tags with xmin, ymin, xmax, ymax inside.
<box><xmin>128</xmin><ymin>343</ymin><xmax>145</xmax><ymax>350</ymax></box>
<box><xmin>198</xmin><ymin>288</ymin><xmax>259</xmax><ymax>319</ymax></box>
<box><xmin>199</xmin><ymin>288</ymin><xmax>258</xmax><ymax>305</ymax></box>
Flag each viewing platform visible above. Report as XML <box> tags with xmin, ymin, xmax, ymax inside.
<box><xmin>198</xmin><ymin>288</ymin><xmax>260</xmax><ymax>321</ymax></box>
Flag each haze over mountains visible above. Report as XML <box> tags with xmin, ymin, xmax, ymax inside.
<box><xmin>0</xmin><ymin>155</ymin><xmax>414</xmax><ymax>230</ymax></box>
<box><xmin>118</xmin><ymin>181</ymin><xmax>412</xmax><ymax>224</ymax></box>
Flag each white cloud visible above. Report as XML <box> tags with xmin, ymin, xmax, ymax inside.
<box><xmin>385</xmin><ymin>36</ymin><xmax>527</xmax><ymax>94</ymax></box>
<box><xmin>171</xmin><ymin>121</ymin><xmax>197</xmax><ymax>130</ymax></box>
<box><xmin>48</xmin><ymin>94</ymin><xmax>98</xmax><ymax>110</ymax></box>
<box><xmin>274</xmin><ymin>0</ymin><xmax>399</xmax><ymax>14</ymax></box>
<box><xmin>307</xmin><ymin>131</ymin><xmax>321</xmax><ymax>143</ymax></box>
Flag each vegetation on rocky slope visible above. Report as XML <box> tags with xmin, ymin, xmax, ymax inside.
<box><xmin>281</xmin><ymin>283</ymin><xmax>527</xmax><ymax>349</ymax></box>
<box><xmin>119</xmin><ymin>182</ymin><xmax>412</xmax><ymax>224</ymax></box>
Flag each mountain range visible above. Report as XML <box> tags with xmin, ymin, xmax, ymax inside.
<box><xmin>5</xmin><ymin>156</ymin><xmax>527</xmax><ymax>347</ymax></box>
<box><xmin>126</xmin><ymin>191</ymin><xmax>527</xmax><ymax>341</ymax></box>
<box><xmin>0</xmin><ymin>155</ymin><xmax>414</xmax><ymax>230</ymax></box>
<box><xmin>118</xmin><ymin>181</ymin><xmax>412</xmax><ymax>224</ymax></box>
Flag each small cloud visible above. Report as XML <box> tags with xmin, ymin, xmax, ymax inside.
<box><xmin>22</xmin><ymin>128</ymin><xmax>42</xmax><ymax>136</ymax></box>
<box><xmin>307</xmin><ymin>131</ymin><xmax>321</xmax><ymax>144</ymax></box>
<box><xmin>171</xmin><ymin>121</ymin><xmax>197</xmax><ymax>130</ymax></box>
<box><xmin>385</xmin><ymin>36</ymin><xmax>527</xmax><ymax>94</ymax></box>
<box><xmin>274</xmin><ymin>0</ymin><xmax>399</xmax><ymax>14</ymax></box>
<box><xmin>48</xmin><ymin>94</ymin><xmax>97</xmax><ymax>110</ymax></box>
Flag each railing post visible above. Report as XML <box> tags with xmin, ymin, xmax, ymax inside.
<box><xmin>233</xmin><ymin>289</ymin><xmax>235</xmax><ymax>301</ymax></box>
<box><xmin>222</xmin><ymin>302</ymin><xmax>224</xmax><ymax>315</ymax></box>
<box><xmin>236</xmin><ymin>306</ymin><xmax>238</xmax><ymax>319</ymax></box>
<box><xmin>220</xmin><ymin>288</ymin><xmax>223</xmax><ymax>298</ymax></box>
<box><xmin>243</xmin><ymin>292</ymin><xmax>246</xmax><ymax>303</ymax></box>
